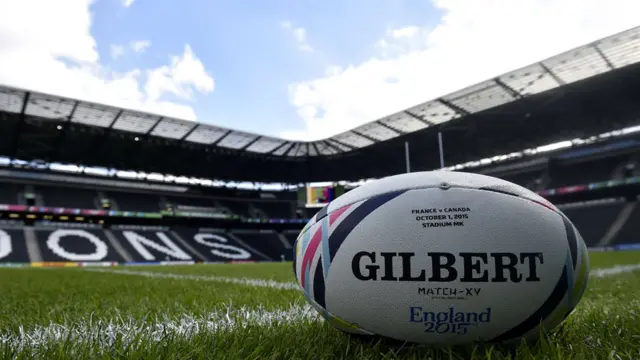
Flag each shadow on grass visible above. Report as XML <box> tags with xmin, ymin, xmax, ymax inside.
<box><xmin>344</xmin><ymin>332</ymin><xmax>522</xmax><ymax>360</ymax></box>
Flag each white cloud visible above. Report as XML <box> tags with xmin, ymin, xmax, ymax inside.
<box><xmin>391</xmin><ymin>26</ymin><xmax>420</xmax><ymax>39</ymax></box>
<box><xmin>0</xmin><ymin>0</ymin><xmax>215</xmax><ymax>122</ymax></box>
<box><xmin>145</xmin><ymin>44</ymin><xmax>215</xmax><ymax>102</ymax></box>
<box><xmin>130</xmin><ymin>40</ymin><xmax>151</xmax><ymax>53</ymax></box>
<box><xmin>0</xmin><ymin>0</ymin><xmax>98</xmax><ymax>64</ymax></box>
<box><xmin>123</xmin><ymin>0</ymin><xmax>136</xmax><ymax>7</ymax></box>
<box><xmin>109</xmin><ymin>40</ymin><xmax>151</xmax><ymax>60</ymax></box>
<box><xmin>283</xmin><ymin>0</ymin><xmax>640</xmax><ymax>141</ymax></box>
<box><xmin>281</xmin><ymin>21</ymin><xmax>314</xmax><ymax>52</ymax></box>
<box><xmin>110</xmin><ymin>44</ymin><xmax>125</xmax><ymax>59</ymax></box>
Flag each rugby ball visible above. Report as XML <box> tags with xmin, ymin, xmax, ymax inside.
<box><xmin>293</xmin><ymin>171</ymin><xmax>589</xmax><ymax>345</ymax></box>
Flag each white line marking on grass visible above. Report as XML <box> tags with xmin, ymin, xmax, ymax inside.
<box><xmin>0</xmin><ymin>304</ymin><xmax>319</xmax><ymax>351</ymax></box>
<box><xmin>2</xmin><ymin>263</ymin><xmax>639</xmax><ymax>351</ymax></box>
<box><xmin>590</xmin><ymin>264</ymin><xmax>640</xmax><ymax>277</ymax></box>
<box><xmin>84</xmin><ymin>262</ymin><xmax>640</xmax><ymax>293</ymax></box>
<box><xmin>85</xmin><ymin>268</ymin><xmax>301</xmax><ymax>291</ymax></box>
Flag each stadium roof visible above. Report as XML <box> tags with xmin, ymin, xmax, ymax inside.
<box><xmin>2</xmin><ymin>27</ymin><xmax>640</xmax><ymax>158</ymax></box>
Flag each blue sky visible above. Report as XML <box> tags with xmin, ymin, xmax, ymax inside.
<box><xmin>90</xmin><ymin>0</ymin><xmax>441</xmax><ymax>137</ymax></box>
<box><xmin>0</xmin><ymin>0</ymin><xmax>638</xmax><ymax>141</ymax></box>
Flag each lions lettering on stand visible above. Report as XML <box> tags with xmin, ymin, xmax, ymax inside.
<box><xmin>174</xmin><ymin>229</ymin><xmax>260</xmax><ymax>262</ymax></box>
<box><xmin>0</xmin><ymin>229</ymin><xmax>12</xmax><ymax>260</ymax></box>
<box><xmin>0</xmin><ymin>228</ymin><xmax>29</xmax><ymax>263</ymax></box>
<box><xmin>0</xmin><ymin>227</ymin><xmax>280</xmax><ymax>264</ymax></box>
<box><xmin>192</xmin><ymin>233</ymin><xmax>253</xmax><ymax>260</ymax></box>
<box><xmin>113</xmin><ymin>231</ymin><xmax>196</xmax><ymax>262</ymax></box>
<box><xmin>35</xmin><ymin>229</ymin><xmax>124</xmax><ymax>262</ymax></box>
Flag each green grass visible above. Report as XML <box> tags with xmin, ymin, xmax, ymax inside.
<box><xmin>126</xmin><ymin>261</ymin><xmax>296</xmax><ymax>282</ymax></box>
<box><xmin>0</xmin><ymin>251</ymin><xmax>639</xmax><ymax>359</ymax></box>
<box><xmin>586</xmin><ymin>251</ymin><xmax>640</xmax><ymax>268</ymax></box>
<box><xmin>0</xmin><ymin>270</ymin><xmax>302</xmax><ymax>329</ymax></box>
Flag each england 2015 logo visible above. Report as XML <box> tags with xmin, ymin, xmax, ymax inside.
<box><xmin>409</xmin><ymin>307</ymin><xmax>492</xmax><ymax>335</ymax></box>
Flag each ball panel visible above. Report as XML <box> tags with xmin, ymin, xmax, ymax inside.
<box><xmin>490</xmin><ymin>264</ymin><xmax>569</xmax><ymax>342</ymax></box>
<box><xmin>564</xmin><ymin>253</ymin><xmax>575</xmax><ymax>313</ymax></box>
<box><xmin>571</xmin><ymin>236</ymin><xmax>590</xmax><ymax>309</ymax></box>
<box><xmin>324</xmin><ymin>187</ymin><xmax>570</xmax><ymax>345</ymax></box>
<box><xmin>294</xmin><ymin>202</ymin><xmax>361</xmax><ymax>290</ymax></box>
<box><xmin>294</xmin><ymin>218</ymin><xmax>374</xmax><ymax>337</ymax></box>
<box><xmin>294</xmin><ymin>171</ymin><xmax>590</xmax><ymax>345</ymax></box>
<box><xmin>313</xmin><ymin>256</ymin><xmax>326</xmax><ymax>309</ymax></box>
<box><xmin>326</xmin><ymin>171</ymin><xmax>557</xmax><ymax>216</ymax></box>
<box><xmin>325</xmin><ymin>190</ymin><xmax>406</xmax><ymax>270</ymax></box>
<box><xmin>294</xmin><ymin>221</ymin><xmax>316</xmax><ymax>290</ymax></box>
<box><xmin>300</xmin><ymin>224</ymin><xmax>323</xmax><ymax>293</ymax></box>
<box><xmin>477</xmin><ymin>184</ymin><xmax>559</xmax><ymax>213</ymax></box>
<box><xmin>292</xmin><ymin>237</ymin><xmax>298</xmax><ymax>282</ymax></box>
<box><xmin>560</xmin><ymin>214</ymin><xmax>579</xmax><ymax>271</ymax></box>
<box><xmin>326</xmin><ymin>313</ymin><xmax>374</xmax><ymax>335</ymax></box>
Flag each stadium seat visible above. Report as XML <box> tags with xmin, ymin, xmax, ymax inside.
<box><xmin>612</xmin><ymin>205</ymin><xmax>640</xmax><ymax>245</ymax></box>
<box><xmin>230</xmin><ymin>230</ymin><xmax>290</xmax><ymax>261</ymax></box>
<box><xmin>0</xmin><ymin>182</ymin><xmax>24</xmax><ymax>205</ymax></box>
<box><xmin>282</xmin><ymin>231</ymin><xmax>299</xmax><ymax>248</ymax></box>
<box><xmin>38</xmin><ymin>185</ymin><xmax>98</xmax><ymax>209</ymax></box>
<box><xmin>217</xmin><ymin>200</ymin><xmax>251</xmax><ymax>217</ymax></box>
<box><xmin>165</xmin><ymin>196</ymin><xmax>216</xmax><ymax>208</ymax></box>
<box><xmin>562</xmin><ymin>201</ymin><xmax>625</xmax><ymax>247</ymax></box>
<box><xmin>548</xmin><ymin>157</ymin><xmax>624</xmax><ymax>188</ymax></box>
<box><xmin>499</xmin><ymin>170</ymin><xmax>546</xmax><ymax>190</ymax></box>
<box><xmin>0</xmin><ymin>225</ymin><xmax>30</xmax><ymax>262</ymax></box>
<box><xmin>107</xmin><ymin>191</ymin><xmax>161</xmax><ymax>212</ymax></box>
<box><xmin>253</xmin><ymin>201</ymin><xmax>293</xmax><ymax>218</ymax></box>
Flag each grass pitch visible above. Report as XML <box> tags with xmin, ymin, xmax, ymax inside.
<box><xmin>0</xmin><ymin>252</ymin><xmax>639</xmax><ymax>359</ymax></box>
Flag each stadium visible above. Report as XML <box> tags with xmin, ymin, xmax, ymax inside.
<box><xmin>1</xmin><ymin>25</ymin><xmax>640</xmax><ymax>359</ymax></box>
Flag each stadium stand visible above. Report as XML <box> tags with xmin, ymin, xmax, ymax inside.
<box><xmin>230</xmin><ymin>230</ymin><xmax>292</xmax><ymax>261</ymax></box>
<box><xmin>484</xmin><ymin>151</ymin><xmax>640</xmax><ymax>191</ymax></box>
<box><xmin>37</xmin><ymin>185</ymin><xmax>98</xmax><ymax>209</ymax></box>
<box><xmin>111</xmin><ymin>228</ymin><xmax>202</xmax><ymax>262</ymax></box>
<box><xmin>3</xmin><ymin>28</ymin><xmax>640</xmax><ymax>183</ymax></box>
<box><xmin>2</xmin><ymin>27</ymin><xmax>640</xmax><ymax>264</ymax></box>
<box><xmin>0</xmin><ymin>223</ymin><xmax>295</xmax><ymax>263</ymax></box>
<box><xmin>612</xmin><ymin>204</ymin><xmax>640</xmax><ymax>245</ymax></box>
<box><xmin>282</xmin><ymin>230</ymin><xmax>299</xmax><ymax>248</ymax></box>
<box><xmin>547</xmin><ymin>157</ymin><xmax>627</xmax><ymax>189</ymax></box>
<box><xmin>0</xmin><ymin>175</ymin><xmax>304</xmax><ymax>222</ymax></box>
<box><xmin>560</xmin><ymin>200</ymin><xmax>627</xmax><ymax>247</ymax></box>
<box><xmin>217</xmin><ymin>200</ymin><xmax>251</xmax><ymax>218</ymax></box>
<box><xmin>0</xmin><ymin>222</ymin><xmax>29</xmax><ymax>262</ymax></box>
<box><xmin>0</xmin><ymin>182</ymin><xmax>22</xmax><ymax>204</ymax></box>
<box><xmin>3</xmin><ymin>194</ymin><xmax>640</xmax><ymax>265</ymax></box>
<box><xmin>34</xmin><ymin>227</ymin><xmax>125</xmax><ymax>262</ymax></box>
<box><xmin>106</xmin><ymin>191</ymin><xmax>162</xmax><ymax>212</ymax></box>
<box><xmin>498</xmin><ymin>170</ymin><xmax>547</xmax><ymax>191</ymax></box>
<box><xmin>165</xmin><ymin>195</ymin><xmax>216</xmax><ymax>208</ymax></box>
<box><xmin>254</xmin><ymin>201</ymin><xmax>294</xmax><ymax>219</ymax></box>
<box><xmin>172</xmin><ymin>227</ymin><xmax>264</xmax><ymax>262</ymax></box>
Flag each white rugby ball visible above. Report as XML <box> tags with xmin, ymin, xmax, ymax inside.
<box><xmin>293</xmin><ymin>171</ymin><xmax>589</xmax><ymax>345</ymax></box>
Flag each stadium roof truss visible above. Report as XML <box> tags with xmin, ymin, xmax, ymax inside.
<box><xmin>1</xmin><ymin>27</ymin><xmax>640</xmax><ymax>158</ymax></box>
